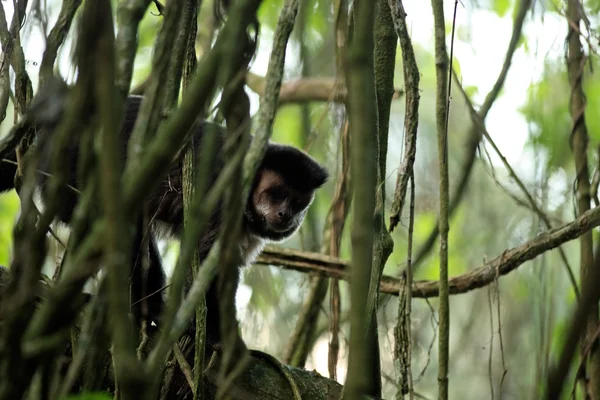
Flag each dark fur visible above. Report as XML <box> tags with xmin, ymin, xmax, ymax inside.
<box><xmin>0</xmin><ymin>95</ymin><xmax>329</xmax><ymax>345</ymax></box>
<box><xmin>0</xmin><ymin>150</ymin><xmax>16</xmax><ymax>193</ymax></box>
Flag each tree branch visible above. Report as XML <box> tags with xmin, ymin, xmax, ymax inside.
<box><xmin>246</xmin><ymin>72</ymin><xmax>403</xmax><ymax>104</ymax></box>
<box><xmin>0</xmin><ymin>266</ymin><xmax>350</xmax><ymax>400</ymax></box>
<box><xmin>412</xmin><ymin>0</ymin><xmax>533</xmax><ymax>272</ymax></box>
<box><xmin>256</xmin><ymin>204</ymin><xmax>600</xmax><ymax>298</ymax></box>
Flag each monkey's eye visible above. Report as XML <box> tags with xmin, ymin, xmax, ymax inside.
<box><xmin>290</xmin><ymin>199</ymin><xmax>306</xmax><ymax>211</ymax></box>
<box><xmin>267</xmin><ymin>187</ymin><xmax>287</xmax><ymax>202</ymax></box>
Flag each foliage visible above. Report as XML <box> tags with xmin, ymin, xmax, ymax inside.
<box><xmin>0</xmin><ymin>192</ymin><xmax>18</xmax><ymax>266</ymax></box>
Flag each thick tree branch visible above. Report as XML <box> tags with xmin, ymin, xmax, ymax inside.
<box><xmin>564</xmin><ymin>0</ymin><xmax>599</xmax><ymax>395</ymax></box>
<box><xmin>256</xmin><ymin>204</ymin><xmax>600</xmax><ymax>298</ymax></box>
<box><xmin>115</xmin><ymin>0</ymin><xmax>152</xmax><ymax>97</ymax></box>
<box><xmin>388</xmin><ymin>0</ymin><xmax>420</xmax><ymax>232</ymax></box>
<box><xmin>135</xmin><ymin>72</ymin><xmax>404</xmax><ymax>103</ymax></box>
<box><xmin>246</xmin><ymin>72</ymin><xmax>403</xmax><ymax>104</ymax></box>
<box><xmin>430</xmin><ymin>0</ymin><xmax>450</xmax><ymax>395</ymax></box>
<box><xmin>343</xmin><ymin>0</ymin><xmax>378</xmax><ymax>396</ymax></box>
<box><xmin>39</xmin><ymin>0</ymin><xmax>83</xmax><ymax>85</ymax></box>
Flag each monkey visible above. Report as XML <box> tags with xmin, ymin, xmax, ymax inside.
<box><xmin>0</xmin><ymin>94</ymin><xmax>329</xmax><ymax>347</ymax></box>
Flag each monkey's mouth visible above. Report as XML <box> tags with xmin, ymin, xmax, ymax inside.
<box><xmin>270</xmin><ymin>221</ymin><xmax>298</xmax><ymax>234</ymax></box>
<box><xmin>258</xmin><ymin>218</ymin><xmax>300</xmax><ymax>241</ymax></box>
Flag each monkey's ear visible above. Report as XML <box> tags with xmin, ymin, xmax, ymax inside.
<box><xmin>261</xmin><ymin>144</ymin><xmax>329</xmax><ymax>191</ymax></box>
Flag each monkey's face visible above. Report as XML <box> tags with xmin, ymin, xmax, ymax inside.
<box><xmin>247</xmin><ymin>169</ymin><xmax>314</xmax><ymax>242</ymax></box>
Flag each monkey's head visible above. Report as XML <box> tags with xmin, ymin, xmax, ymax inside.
<box><xmin>245</xmin><ymin>143</ymin><xmax>328</xmax><ymax>242</ymax></box>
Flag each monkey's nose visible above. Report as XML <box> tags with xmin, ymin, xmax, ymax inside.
<box><xmin>277</xmin><ymin>211</ymin><xmax>291</xmax><ymax>224</ymax></box>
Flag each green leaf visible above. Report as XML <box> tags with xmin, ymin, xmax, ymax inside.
<box><xmin>63</xmin><ymin>393</ymin><xmax>112</xmax><ymax>400</ymax></box>
<box><xmin>493</xmin><ymin>0</ymin><xmax>511</xmax><ymax>17</ymax></box>
<box><xmin>463</xmin><ymin>85</ymin><xmax>479</xmax><ymax>98</ymax></box>
<box><xmin>0</xmin><ymin>191</ymin><xmax>19</xmax><ymax>266</ymax></box>
<box><xmin>258</xmin><ymin>0</ymin><xmax>285</xmax><ymax>30</ymax></box>
<box><xmin>584</xmin><ymin>75</ymin><xmax>600</xmax><ymax>143</ymax></box>
<box><xmin>588</xmin><ymin>0</ymin><xmax>600</xmax><ymax>14</ymax></box>
<box><xmin>520</xmin><ymin>63</ymin><xmax>572</xmax><ymax>172</ymax></box>
<box><xmin>451</xmin><ymin>57</ymin><xmax>462</xmax><ymax>78</ymax></box>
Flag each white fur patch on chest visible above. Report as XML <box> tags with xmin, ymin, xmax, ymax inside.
<box><xmin>239</xmin><ymin>232</ymin><xmax>265</xmax><ymax>266</ymax></box>
<box><xmin>153</xmin><ymin>220</ymin><xmax>176</xmax><ymax>240</ymax></box>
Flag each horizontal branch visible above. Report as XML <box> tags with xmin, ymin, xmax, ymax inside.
<box><xmin>256</xmin><ymin>205</ymin><xmax>600</xmax><ymax>297</ymax></box>
<box><xmin>246</xmin><ymin>72</ymin><xmax>403</xmax><ymax>104</ymax></box>
<box><xmin>132</xmin><ymin>72</ymin><xmax>404</xmax><ymax>104</ymax></box>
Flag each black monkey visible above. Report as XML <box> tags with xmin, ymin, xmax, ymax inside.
<box><xmin>0</xmin><ymin>95</ymin><xmax>329</xmax><ymax>346</ymax></box>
